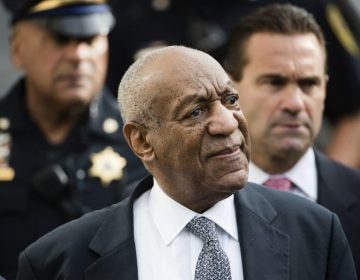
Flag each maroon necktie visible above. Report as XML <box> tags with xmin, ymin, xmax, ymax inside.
<box><xmin>263</xmin><ymin>177</ymin><xmax>292</xmax><ymax>192</ymax></box>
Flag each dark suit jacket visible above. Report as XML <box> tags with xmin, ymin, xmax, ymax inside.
<box><xmin>16</xmin><ymin>176</ymin><xmax>357</xmax><ymax>280</ymax></box>
<box><xmin>315</xmin><ymin>149</ymin><xmax>360</xmax><ymax>276</ymax></box>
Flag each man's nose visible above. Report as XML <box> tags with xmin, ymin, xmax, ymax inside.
<box><xmin>280</xmin><ymin>85</ymin><xmax>306</xmax><ymax>113</ymax></box>
<box><xmin>63</xmin><ymin>41</ymin><xmax>92</xmax><ymax>61</ymax></box>
<box><xmin>207</xmin><ymin>103</ymin><xmax>239</xmax><ymax>136</ymax></box>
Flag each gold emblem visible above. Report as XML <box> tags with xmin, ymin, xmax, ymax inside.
<box><xmin>326</xmin><ymin>4</ymin><xmax>360</xmax><ymax>56</ymax></box>
<box><xmin>0</xmin><ymin>118</ymin><xmax>10</xmax><ymax>131</ymax></box>
<box><xmin>0</xmin><ymin>167</ymin><xmax>15</xmax><ymax>181</ymax></box>
<box><xmin>89</xmin><ymin>147</ymin><xmax>127</xmax><ymax>186</ymax></box>
<box><xmin>0</xmin><ymin>132</ymin><xmax>14</xmax><ymax>181</ymax></box>
<box><xmin>103</xmin><ymin>118</ymin><xmax>119</xmax><ymax>134</ymax></box>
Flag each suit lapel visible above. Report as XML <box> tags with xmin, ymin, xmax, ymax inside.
<box><xmin>84</xmin><ymin>177</ymin><xmax>154</xmax><ymax>280</ymax></box>
<box><xmin>235</xmin><ymin>184</ymin><xmax>290</xmax><ymax>280</ymax></box>
<box><xmin>84</xmin><ymin>241</ymin><xmax>137</xmax><ymax>280</ymax></box>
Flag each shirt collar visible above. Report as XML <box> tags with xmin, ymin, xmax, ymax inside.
<box><xmin>149</xmin><ymin>179</ymin><xmax>239</xmax><ymax>246</ymax></box>
<box><xmin>248</xmin><ymin>148</ymin><xmax>317</xmax><ymax>200</ymax></box>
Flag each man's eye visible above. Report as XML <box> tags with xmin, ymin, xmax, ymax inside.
<box><xmin>299</xmin><ymin>79</ymin><xmax>318</xmax><ymax>91</ymax></box>
<box><xmin>52</xmin><ymin>34</ymin><xmax>97</xmax><ymax>46</ymax></box>
<box><xmin>269</xmin><ymin>78</ymin><xmax>286</xmax><ymax>87</ymax></box>
<box><xmin>225</xmin><ymin>95</ymin><xmax>238</xmax><ymax>105</ymax></box>
<box><xmin>82</xmin><ymin>36</ymin><xmax>97</xmax><ymax>45</ymax></box>
<box><xmin>190</xmin><ymin>108</ymin><xmax>204</xmax><ymax>118</ymax></box>
<box><xmin>52</xmin><ymin>33</ymin><xmax>70</xmax><ymax>45</ymax></box>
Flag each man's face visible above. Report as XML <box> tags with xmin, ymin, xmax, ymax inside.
<box><xmin>233</xmin><ymin>33</ymin><xmax>327</xmax><ymax>171</ymax></box>
<box><xmin>11</xmin><ymin>21</ymin><xmax>108</xmax><ymax>107</ymax></box>
<box><xmin>144</xmin><ymin>52</ymin><xmax>250</xmax><ymax>211</ymax></box>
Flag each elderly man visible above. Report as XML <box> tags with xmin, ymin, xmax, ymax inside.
<box><xmin>16</xmin><ymin>46</ymin><xmax>356</xmax><ymax>279</ymax></box>
<box><xmin>0</xmin><ymin>0</ymin><xmax>147</xmax><ymax>278</ymax></box>
<box><xmin>224</xmin><ymin>3</ymin><xmax>360</xmax><ymax>275</ymax></box>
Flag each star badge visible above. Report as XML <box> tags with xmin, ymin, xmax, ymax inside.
<box><xmin>89</xmin><ymin>147</ymin><xmax>127</xmax><ymax>187</ymax></box>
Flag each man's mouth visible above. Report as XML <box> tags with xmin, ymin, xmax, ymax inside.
<box><xmin>207</xmin><ymin>145</ymin><xmax>242</xmax><ymax>159</ymax></box>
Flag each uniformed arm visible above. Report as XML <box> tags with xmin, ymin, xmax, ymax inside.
<box><xmin>16</xmin><ymin>252</ymin><xmax>38</xmax><ymax>280</ymax></box>
<box><xmin>326</xmin><ymin>213</ymin><xmax>358</xmax><ymax>279</ymax></box>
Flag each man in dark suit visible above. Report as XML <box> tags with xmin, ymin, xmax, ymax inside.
<box><xmin>16</xmin><ymin>46</ymin><xmax>356</xmax><ymax>279</ymax></box>
<box><xmin>224</xmin><ymin>3</ymin><xmax>360</xmax><ymax>275</ymax></box>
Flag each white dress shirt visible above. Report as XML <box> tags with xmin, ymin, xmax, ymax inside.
<box><xmin>248</xmin><ymin>148</ymin><xmax>318</xmax><ymax>201</ymax></box>
<box><xmin>133</xmin><ymin>180</ymin><xmax>244</xmax><ymax>280</ymax></box>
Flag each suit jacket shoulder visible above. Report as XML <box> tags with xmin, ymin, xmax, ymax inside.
<box><xmin>17</xmin><ymin>202</ymin><xmax>124</xmax><ymax>279</ymax></box>
<box><xmin>315</xmin><ymin>149</ymin><xmax>360</xmax><ymax>204</ymax></box>
<box><xmin>235</xmin><ymin>183</ymin><xmax>357</xmax><ymax>280</ymax></box>
<box><xmin>16</xmin><ymin>177</ymin><xmax>154</xmax><ymax>280</ymax></box>
<box><xmin>314</xmin><ymin>149</ymin><xmax>360</xmax><ymax>276</ymax></box>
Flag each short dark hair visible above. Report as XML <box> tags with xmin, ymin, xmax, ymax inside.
<box><xmin>223</xmin><ymin>3</ymin><xmax>326</xmax><ymax>81</ymax></box>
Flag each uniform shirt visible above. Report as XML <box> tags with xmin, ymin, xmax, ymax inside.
<box><xmin>134</xmin><ymin>180</ymin><xmax>244</xmax><ymax>280</ymax></box>
<box><xmin>248</xmin><ymin>148</ymin><xmax>318</xmax><ymax>201</ymax></box>
<box><xmin>0</xmin><ymin>79</ymin><xmax>148</xmax><ymax>279</ymax></box>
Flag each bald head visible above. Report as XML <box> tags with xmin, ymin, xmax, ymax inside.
<box><xmin>118</xmin><ymin>46</ymin><xmax>227</xmax><ymax>127</ymax></box>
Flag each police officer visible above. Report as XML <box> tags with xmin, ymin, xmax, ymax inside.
<box><xmin>323</xmin><ymin>0</ymin><xmax>360</xmax><ymax>168</ymax></box>
<box><xmin>0</xmin><ymin>0</ymin><xmax>147</xmax><ymax>278</ymax></box>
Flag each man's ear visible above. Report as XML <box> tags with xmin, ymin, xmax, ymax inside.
<box><xmin>9</xmin><ymin>26</ymin><xmax>24</xmax><ymax>69</ymax></box>
<box><xmin>123</xmin><ymin>122</ymin><xmax>155</xmax><ymax>162</ymax></box>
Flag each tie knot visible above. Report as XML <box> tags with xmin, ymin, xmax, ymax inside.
<box><xmin>186</xmin><ymin>216</ymin><xmax>217</xmax><ymax>243</ymax></box>
<box><xmin>263</xmin><ymin>177</ymin><xmax>292</xmax><ymax>191</ymax></box>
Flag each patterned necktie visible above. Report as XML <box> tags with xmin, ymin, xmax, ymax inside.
<box><xmin>186</xmin><ymin>216</ymin><xmax>232</xmax><ymax>280</ymax></box>
<box><xmin>263</xmin><ymin>177</ymin><xmax>292</xmax><ymax>191</ymax></box>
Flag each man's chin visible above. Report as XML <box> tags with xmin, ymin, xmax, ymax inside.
<box><xmin>59</xmin><ymin>90</ymin><xmax>95</xmax><ymax>105</ymax></box>
<box><xmin>277</xmin><ymin>137</ymin><xmax>310</xmax><ymax>152</ymax></box>
<box><xmin>215</xmin><ymin>169</ymin><xmax>248</xmax><ymax>192</ymax></box>
<box><xmin>276</xmin><ymin>143</ymin><xmax>309</xmax><ymax>160</ymax></box>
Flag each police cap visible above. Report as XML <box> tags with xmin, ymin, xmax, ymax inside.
<box><xmin>3</xmin><ymin>0</ymin><xmax>115</xmax><ymax>37</ymax></box>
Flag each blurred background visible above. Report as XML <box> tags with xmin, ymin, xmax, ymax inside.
<box><xmin>0</xmin><ymin>4</ymin><xmax>20</xmax><ymax>98</ymax></box>
<box><xmin>1</xmin><ymin>0</ymin><xmax>360</xmax><ymax>168</ymax></box>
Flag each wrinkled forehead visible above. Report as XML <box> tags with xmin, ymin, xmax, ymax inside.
<box><xmin>142</xmin><ymin>60</ymin><xmax>233</xmax><ymax>120</ymax></box>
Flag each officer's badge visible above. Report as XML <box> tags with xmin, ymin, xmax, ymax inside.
<box><xmin>0</xmin><ymin>132</ymin><xmax>15</xmax><ymax>181</ymax></box>
<box><xmin>89</xmin><ymin>147</ymin><xmax>127</xmax><ymax>187</ymax></box>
